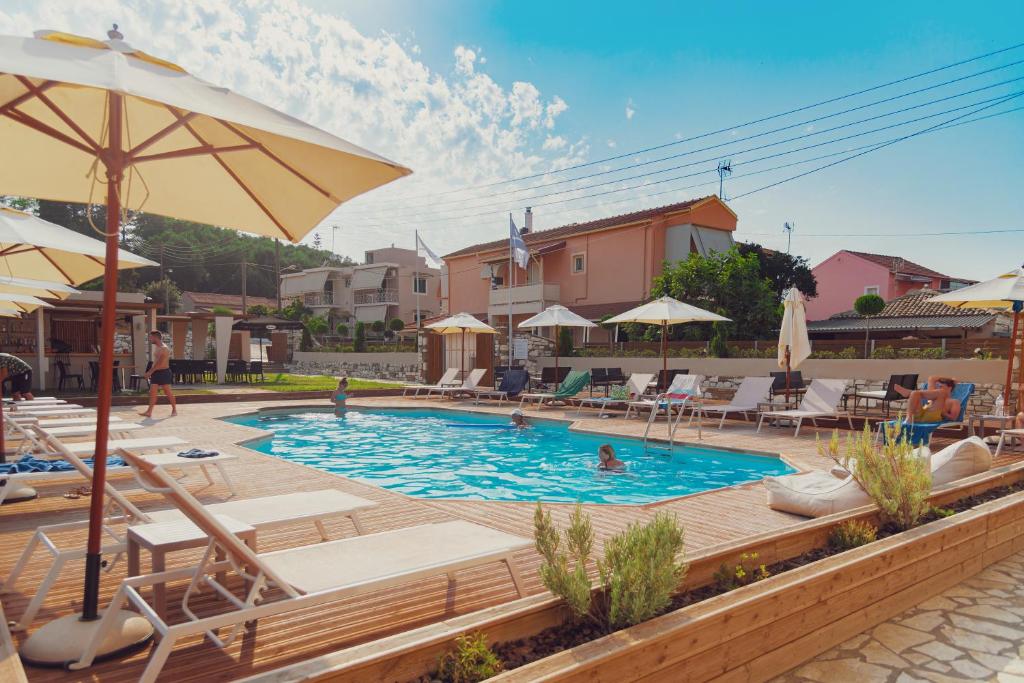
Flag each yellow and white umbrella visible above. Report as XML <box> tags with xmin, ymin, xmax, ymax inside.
<box><xmin>778</xmin><ymin>289</ymin><xmax>811</xmax><ymax>399</ymax></box>
<box><xmin>0</xmin><ymin>27</ymin><xmax>411</xmax><ymax>663</ymax></box>
<box><xmin>0</xmin><ymin>291</ymin><xmax>52</xmax><ymax>313</ymax></box>
<box><xmin>0</xmin><ymin>275</ymin><xmax>78</xmax><ymax>299</ymax></box>
<box><xmin>427</xmin><ymin>313</ymin><xmax>496</xmax><ymax>379</ymax></box>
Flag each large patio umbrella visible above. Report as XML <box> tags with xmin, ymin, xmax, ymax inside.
<box><xmin>519</xmin><ymin>304</ymin><xmax>596</xmax><ymax>377</ymax></box>
<box><xmin>0</xmin><ymin>275</ymin><xmax>78</xmax><ymax>299</ymax></box>
<box><xmin>426</xmin><ymin>313</ymin><xmax>496</xmax><ymax>380</ymax></box>
<box><xmin>778</xmin><ymin>289</ymin><xmax>811</xmax><ymax>401</ymax></box>
<box><xmin>929</xmin><ymin>268</ymin><xmax>1024</xmax><ymax>410</ymax></box>
<box><xmin>0</xmin><ymin>291</ymin><xmax>52</xmax><ymax>313</ymax></box>
<box><xmin>606</xmin><ymin>296</ymin><xmax>730</xmax><ymax>381</ymax></box>
<box><xmin>1</xmin><ymin>28</ymin><xmax>410</xmax><ymax>662</ymax></box>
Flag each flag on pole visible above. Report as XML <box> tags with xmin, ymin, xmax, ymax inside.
<box><xmin>415</xmin><ymin>230</ymin><xmax>443</xmax><ymax>269</ymax></box>
<box><xmin>510</xmin><ymin>216</ymin><xmax>529</xmax><ymax>269</ymax></box>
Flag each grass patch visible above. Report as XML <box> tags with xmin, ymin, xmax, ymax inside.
<box><xmin>258</xmin><ymin>373</ymin><xmax>397</xmax><ymax>392</ymax></box>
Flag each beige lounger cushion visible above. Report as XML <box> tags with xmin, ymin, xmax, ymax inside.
<box><xmin>261</xmin><ymin>520</ymin><xmax>530</xmax><ymax>594</ymax></box>
<box><xmin>930</xmin><ymin>436</ymin><xmax>991</xmax><ymax>485</ymax></box>
<box><xmin>146</xmin><ymin>489</ymin><xmax>373</xmax><ymax>526</ymax></box>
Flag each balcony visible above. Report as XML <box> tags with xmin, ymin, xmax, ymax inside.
<box><xmin>487</xmin><ymin>283</ymin><xmax>560</xmax><ymax>316</ymax></box>
<box><xmin>354</xmin><ymin>289</ymin><xmax>399</xmax><ymax>305</ymax></box>
<box><xmin>303</xmin><ymin>292</ymin><xmax>334</xmax><ymax>307</ymax></box>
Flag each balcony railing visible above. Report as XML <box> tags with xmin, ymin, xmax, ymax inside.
<box><xmin>303</xmin><ymin>293</ymin><xmax>334</xmax><ymax>306</ymax></box>
<box><xmin>487</xmin><ymin>283</ymin><xmax>560</xmax><ymax>314</ymax></box>
<box><xmin>354</xmin><ymin>289</ymin><xmax>399</xmax><ymax>305</ymax></box>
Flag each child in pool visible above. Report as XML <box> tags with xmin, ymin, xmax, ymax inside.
<box><xmin>511</xmin><ymin>408</ymin><xmax>529</xmax><ymax>429</ymax></box>
<box><xmin>333</xmin><ymin>377</ymin><xmax>349</xmax><ymax>414</ymax></box>
<box><xmin>598</xmin><ymin>444</ymin><xmax>625</xmax><ymax>470</ymax></box>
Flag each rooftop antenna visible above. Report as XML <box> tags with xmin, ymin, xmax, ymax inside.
<box><xmin>107</xmin><ymin>23</ymin><xmax>123</xmax><ymax>40</ymax></box>
<box><xmin>716</xmin><ymin>159</ymin><xmax>732</xmax><ymax>200</ymax></box>
<box><xmin>783</xmin><ymin>221</ymin><xmax>795</xmax><ymax>254</ymax></box>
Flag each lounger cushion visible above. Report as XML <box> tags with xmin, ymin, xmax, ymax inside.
<box><xmin>764</xmin><ymin>471</ymin><xmax>869</xmax><ymax>517</ymax></box>
<box><xmin>146</xmin><ymin>489</ymin><xmax>374</xmax><ymax>525</ymax></box>
<box><xmin>930</xmin><ymin>436</ymin><xmax>991</xmax><ymax>486</ymax></box>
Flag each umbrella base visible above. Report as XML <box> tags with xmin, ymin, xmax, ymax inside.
<box><xmin>2</xmin><ymin>485</ymin><xmax>37</xmax><ymax>503</ymax></box>
<box><xmin>20</xmin><ymin>610</ymin><xmax>153</xmax><ymax>668</ymax></box>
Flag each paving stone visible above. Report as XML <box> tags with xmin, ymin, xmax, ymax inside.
<box><xmin>949</xmin><ymin>658</ymin><xmax>994</xmax><ymax>678</ymax></box>
<box><xmin>916</xmin><ymin>596</ymin><xmax>958</xmax><ymax>611</ymax></box>
<box><xmin>923</xmin><ymin>661</ymin><xmax>952</xmax><ymax>673</ymax></box>
<box><xmin>976</xmin><ymin>597</ymin><xmax>1014</xmax><ymax>607</ymax></box>
<box><xmin>955</xmin><ymin>604</ymin><xmax>1020</xmax><ymax>623</ymax></box>
<box><xmin>896</xmin><ymin>674</ymin><xmax>931</xmax><ymax>683</ymax></box>
<box><xmin>913</xmin><ymin>641</ymin><xmax>965</xmax><ymax>663</ymax></box>
<box><xmin>998</xmin><ymin>674</ymin><xmax>1024</xmax><ymax>683</ymax></box>
<box><xmin>861</xmin><ymin>641</ymin><xmax>908</xmax><ymax>668</ymax></box>
<box><xmin>968</xmin><ymin>650</ymin><xmax>1014</xmax><ymax>671</ymax></box>
<box><xmin>900</xmin><ymin>611</ymin><xmax>948</xmax><ymax>632</ymax></box>
<box><xmin>949</xmin><ymin>614</ymin><xmax>1024</xmax><ymax>640</ymax></box>
<box><xmin>837</xmin><ymin>633</ymin><xmax>871</xmax><ymax>650</ymax></box>
<box><xmin>940</xmin><ymin>626</ymin><xmax>1013</xmax><ymax>655</ymax></box>
<box><xmin>904</xmin><ymin>653</ymin><xmax>931</xmax><ymax>666</ymax></box>
<box><xmin>792</xmin><ymin>658</ymin><xmax>892</xmax><ymax>682</ymax></box>
<box><xmin>918</xmin><ymin>671</ymin><xmax>978</xmax><ymax>683</ymax></box>
<box><xmin>874</xmin><ymin>623</ymin><xmax>935</xmax><ymax>653</ymax></box>
<box><xmin>946</xmin><ymin>586</ymin><xmax>989</xmax><ymax>598</ymax></box>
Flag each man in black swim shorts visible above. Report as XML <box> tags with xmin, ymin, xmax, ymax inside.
<box><xmin>140</xmin><ymin>330</ymin><xmax>177</xmax><ymax>418</ymax></box>
<box><xmin>0</xmin><ymin>352</ymin><xmax>34</xmax><ymax>400</ymax></box>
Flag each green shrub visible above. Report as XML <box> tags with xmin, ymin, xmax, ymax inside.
<box><xmin>534</xmin><ymin>503</ymin><xmax>687</xmax><ymax>633</ymax></box>
<box><xmin>818</xmin><ymin>422</ymin><xmax>931</xmax><ymax>530</ymax></box>
<box><xmin>389</xmin><ymin>318</ymin><xmax>405</xmax><ymax>333</ymax></box>
<box><xmin>608</xmin><ymin>384</ymin><xmax>629</xmax><ymax>400</ymax></box>
<box><xmin>335</xmin><ymin>323</ymin><xmax>349</xmax><ymax>339</ymax></box>
<box><xmin>713</xmin><ymin>552</ymin><xmax>770</xmax><ymax>592</ymax></box>
<box><xmin>353</xmin><ymin>321</ymin><xmax>366</xmax><ymax>352</ymax></box>
<box><xmin>558</xmin><ymin>327</ymin><xmax>575</xmax><ymax>357</ymax></box>
<box><xmin>709</xmin><ymin>322</ymin><xmax>729</xmax><ymax>358</ymax></box>
<box><xmin>436</xmin><ymin>632</ymin><xmax>504</xmax><ymax>683</ymax></box>
<box><xmin>828</xmin><ymin>519</ymin><xmax>877</xmax><ymax>551</ymax></box>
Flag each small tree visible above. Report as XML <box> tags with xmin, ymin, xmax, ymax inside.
<box><xmin>335</xmin><ymin>323</ymin><xmax>349</xmax><ymax>339</ymax></box>
<box><xmin>389</xmin><ymin>318</ymin><xmax>405</xmax><ymax>345</ymax></box>
<box><xmin>144</xmin><ymin>278</ymin><xmax>181</xmax><ymax>315</ymax></box>
<box><xmin>854</xmin><ymin>294</ymin><xmax>885</xmax><ymax>358</ymax></box>
<box><xmin>304</xmin><ymin>315</ymin><xmax>328</xmax><ymax>337</ymax></box>
<box><xmin>246</xmin><ymin>304</ymin><xmax>270</xmax><ymax>317</ymax></box>
<box><xmin>709</xmin><ymin>321</ymin><xmax>729</xmax><ymax>358</ymax></box>
<box><xmin>370</xmin><ymin>320</ymin><xmax>386</xmax><ymax>338</ymax></box>
<box><xmin>558</xmin><ymin>327</ymin><xmax>575</xmax><ymax>357</ymax></box>
<box><xmin>354</xmin><ymin>321</ymin><xmax>366</xmax><ymax>352</ymax></box>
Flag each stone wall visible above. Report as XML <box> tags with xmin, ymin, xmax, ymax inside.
<box><xmin>493</xmin><ymin>330</ymin><xmax>556</xmax><ymax>375</ymax></box>
<box><xmin>289</xmin><ymin>351</ymin><xmax>421</xmax><ymax>382</ymax></box>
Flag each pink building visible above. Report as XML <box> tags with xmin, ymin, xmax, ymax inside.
<box><xmin>442</xmin><ymin>196</ymin><xmax>737</xmax><ymax>343</ymax></box>
<box><xmin>805</xmin><ymin>250</ymin><xmax>975</xmax><ymax>321</ymax></box>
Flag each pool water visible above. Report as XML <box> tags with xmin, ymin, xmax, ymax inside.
<box><xmin>225</xmin><ymin>408</ymin><xmax>795</xmax><ymax>505</ymax></box>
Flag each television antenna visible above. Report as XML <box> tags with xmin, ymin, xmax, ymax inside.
<box><xmin>783</xmin><ymin>221</ymin><xmax>795</xmax><ymax>254</ymax></box>
<box><xmin>716</xmin><ymin>159</ymin><xmax>733</xmax><ymax>200</ymax></box>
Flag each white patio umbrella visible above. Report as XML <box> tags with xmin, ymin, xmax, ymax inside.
<box><xmin>778</xmin><ymin>289</ymin><xmax>811</xmax><ymax>400</ymax></box>
<box><xmin>929</xmin><ymin>267</ymin><xmax>1024</xmax><ymax>410</ymax></box>
<box><xmin>0</xmin><ymin>291</ymin><xmax>52</xmax><ymax>313</ymax></box>
<box><xmin>0</xmin><ymin>275</ymin><xmax>79</xmax><ymax>299</ymax></box>
<box><xmin>427</xmin><ymin>313</ymin><xmax>496</xmax><ymax>380</ymax></box>
<box><xmin>606</xmin><ymin>296</ymin><xmax>730</xmax><ymax>382</ymax></box>
<box><xmin>519</xmin><ymin>305</ymin><xmax>596</xmax><ymax>377</ymax></box>
<box><xmin>0</xmin><ymin>28</ymin><xmax>410</xmax><ymax>663</ymax></box>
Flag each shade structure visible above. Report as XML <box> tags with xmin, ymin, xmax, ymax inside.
<box><xmin>1</xmin><ymin>28</ymin><xmax>411</xmax><ymax>665</ymax></box>
<box><xmin>606</xmin><ymin>296</ymin><xmax>730</xmax><ymax>379</ymax></box>
<box><xmin>427</xmin><ymin>313</ymin><xmax>496</xmax><ymax>379</ymax></box>
<box><xmin>519</xmin><ymin>305</ymin><xmax>596</xmax><ymax>376</ymax></box>
<box><xmin>929</xmin><ymin>267</ymin><xmax>1024</xmax><ymax>410</ymax></box>
<box><xmin>778</xmin><ymin>289</ymin><xmax>811</xmax><ymax>401</ymax></box>
<box><xmin>0</xmin><ymin>275</ymin><xmax>78</xmax><ymax>299</ymax></box>
<box><xmin>0</xmin><ymin>291</ymin><xmax>52</xmax><ymax>313</ymax></box>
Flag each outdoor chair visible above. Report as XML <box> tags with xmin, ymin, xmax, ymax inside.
<box><xmin>473</xmin><ymin>368</ymin><xmax>530</xmax><ymax>404</ymax></box>
<box><xmin>769</xmin><ymin>370</ymin><xmax>805</xmax><ymax>401</ymax></box>
<box><xmin>696</xmin><ymin>376</ymin><xmax>775</xmax><ymax>429</ymax></box>
<box><xmin>67</xmin><ymin>449</ymin><xmax>531</xmax><ymax>683</ymax></box>
<box><xmin>876</xmin><ymin>382</ymin><xmax>974</xmax><ymax>447</ymax></box>
<box><xmin>757</xmin><ymin>379</ymin><xmax>852</xmax><ymax>437</ymax></box>
<box><xmin>55</xmin><ymin>360</ymin><xmax>84</xmax><ymax>392</ymax></box>
<box><xmin>519</xmin><ymin>370</ymin><xmax>591</xmax><ymax>409</ymax></box>
<box><xmin>402</xmin><ymin>367</ymin><xmax>459</xmax><ymax>397</ymax></box>
<box><xmin>250</xmin><ymin>360</ymin><xmax>266</xmax><ymax>383</ymax></box>
<box><xmin>656</xmin><ymin>368</ymin><xmax>688</xmax><ymax>392</ymax></box>
<box><xmin>624</xmin><ymin>374</ymin><xmax>703</xmax><ymax>421</ymax></box>
<box><xmin>87</xmin><ymin>361</ymin><xmax>99</xmax><ymax>391</ymax></box>
<box><xmin>492</xmin><ymin>365</ymin><xmax>511</xmax><ymax>389</ymax></box>
<box><xmin>851</xmin><ymin>373</ymin><xmax>918</xmax><ymax>416</ymax></box>
<box><xmin>427</xmin><ymin>368</ymin><xmax>487</xmax><ymax>399</ymax></box>
<box><xmin>576</xmin><ymin>372</ymin><xmax>655</xmax><ymax>417</ymax></box>
<box><xmin>537</xmin><ymin>366</ymin><xmax>571</xmax><ymax>391</ymax></box>
<box><xmin>589</xmin><ymin>368</ymin><xmax>609</xmax><ymax>396</ymax></box>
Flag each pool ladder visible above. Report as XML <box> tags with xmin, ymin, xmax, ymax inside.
<box><xmin>641</xmin><ymin>394</ymin><xmax>703</xmax><ymax>454</ymax></box>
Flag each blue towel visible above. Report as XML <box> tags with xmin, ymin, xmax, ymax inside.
<box><xmin>177</xmin><ymin>448</ymin><xmax>220</xmax><ymax>459</ymax></box>
<box><xmin>0</xmin><ymin>455</ymin><xmax>125</xmax><ymax>475</ymax></box>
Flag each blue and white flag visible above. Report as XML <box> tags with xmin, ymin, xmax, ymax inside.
<box><xmin>415</xmin><ymin>230</ymin><xmax>443</xmax><ymax>270</ymax></box>
<box><xmin>509</xmin><ymin>215</ymin><xmax>529</xmax><ymax>269</ymax></box>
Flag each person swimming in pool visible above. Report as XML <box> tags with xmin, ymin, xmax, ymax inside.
<box><xmin>598</xmin><ymin>444</ymin><xmax>625</xmax><ymax>470</ymax></box>
<box><xmin>333</xmin><ymin>376</ymin><xmax>349</xmax><ymax>415</ymax></box>
<box><xmin>511</xmin><ymin>408</ymin><xmax>528</xmax><ymax>429</ymax></box>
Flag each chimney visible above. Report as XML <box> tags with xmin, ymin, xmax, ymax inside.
<box><xmin>523</xmin><ymin>206</ymin><xmax>533</xmax><ymax>234</ymax></box>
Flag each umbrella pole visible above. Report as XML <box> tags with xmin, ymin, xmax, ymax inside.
<box><xmin>662</xmin><ymin>322</ymin><xmax>668</xmax><ymax>389</ymax></box>
<box><xmin>461</xmin><ymin>328</ymin><xmax>466</xmax><ymax>380</ymax></box>
<box><xmin>1006</xmin><ymin>309</ymin><xmax>1020</xmax><ymax>412</ymax></box>
<box><xmin>785</xmin><ymin>345</ymin><xmax>792</xmax><ymax>403</ymax></box>
<box><xmin>554</xmin><ymin>324</ymin><xmax>559</xmax><ymax>380</ymax></box>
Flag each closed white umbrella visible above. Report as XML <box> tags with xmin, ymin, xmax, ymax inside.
<box><xmin>929</xmin><ymin>267</ymin><xmax>1024</xmax><ymax>409</ymax></box>
<box><xmin>1</xmin><ymin>28</ymin><xmax>411</xmax><ymax>663</ymax></box>
<box><xmin>606</xmin><ymin>296</ymin><xmax>730</xmax><ymax>381</ymax></box>
<box><xmin>778</xmin><ymin>289</ymin><xmax>811</xmax><ymax>400</ymax></box>
<box><xmin>519</xmin><ymin>305</ymin><xmax>596</xmax><ymax>377</ymax></box>
<box><xmin>427</xmin><ymin>313</ymin><xmax>496</xmax><ymax>380</ymax></box>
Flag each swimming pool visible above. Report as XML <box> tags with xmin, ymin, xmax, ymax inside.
<box><xmin>226</xmin><ymin>408</ymin><xmax>795</xmax><ymax>505</ymax></box>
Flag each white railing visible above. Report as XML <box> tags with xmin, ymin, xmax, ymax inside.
<box><xmin>488</xmin><ymin>283</ymin><xmax>560</xmax><ymax>307</ymax></box>
<box><xmin>303</xmin><ymin>293</ymin><xmax>334</xmax><ymax>306</ymax></box>
<box><xmin>354</xmin><ymin>290</ymin><xmax>399</xmax><ymax>305</ymax></box>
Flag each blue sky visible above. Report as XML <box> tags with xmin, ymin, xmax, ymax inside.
<box><xmin>3</xmin><ymin>0</ymin><xmax>1023</xmax><ymax>279</ymax></box>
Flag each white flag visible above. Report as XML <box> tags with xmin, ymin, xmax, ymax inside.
<box><xmin>509</xmin><ymin>215</ymin><xmax>529</xmax><ymax>269</ymax></box>
<box><xmin>415</xmin><ymin>230</ymin><xmax>443</xmax><ymax>269</ymax></box>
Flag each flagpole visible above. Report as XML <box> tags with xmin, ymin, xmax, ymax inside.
<box><xmin>508</xmin><ymin>214</ymin><xmax>514</xmax><ymax>367</ymax></box>
<box><xmin>415</xmin><ymin>230</ymin><xmax>421</xmax><ymax>339</ymax></box>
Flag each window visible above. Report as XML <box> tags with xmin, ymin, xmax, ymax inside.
<box><xmin>344</xmin><ymin>278</ymin><xmax>350</xmax><ymax>288</ymax></box>
<box><xmin>864</xmin><ymin>286</ymin><xmax>880</xmax><ymax>296</ymax></box>
<box><xmin>413</xmin><ymin>276</ymin><xmax>427</xmax><ymax>294</ymax></box>
<box><xmin>571</xmin><ymin>252</ymin><xmax>586</xmax><ymax>274</ymax></box>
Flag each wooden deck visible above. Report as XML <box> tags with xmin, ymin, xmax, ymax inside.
<box><xmin>1</xmin><ymin>396</ymin><xmax>1018</xmax><ymax>682</ymax></box>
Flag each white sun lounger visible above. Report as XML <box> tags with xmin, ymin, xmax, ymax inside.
<box><xmin>756</xmin><ymin>379</ymin><xmax>852</xmax><ymax>437</ymax></box>
<box><xmin>427</xmin><ymin>368</ymin><xmax>487</xmax><ymax>398</ymax></box>
<box><xmin>624</xmin><ymin>374</ymin><xmax>703</xmax><ymax>420</ymax></box>
<box><xmin>402</xmin><ymin>368</ymin><xmax>460</xmax><ymax>396</ymax></box>
<box><xmin>575</xmin><ymin>373</ymin><xmax>655</xmax><ymax>417</ymax></box>
<box><xmin>8</xmin><ymin>416</ymin><xmax>125</xmax><ymax>427</ymax></box>
<box><xmin>696</xmin><ymin>376</ymin><xmax>775</xmax><ymax>429</ymax></box>
<box><xmin>3</xmin><ymin>397</ymin><xmax>65</xmax><ymax>404</ymax></box>
<box><xmin>6</xmin><ymin>417</ymin><xmax>143</xmax><ymax>457</ymax></box>
<box><xmin>42</xmin><ymin>423</ymin><xmax>146</xmax><ymax>439</ymax></box>
<box><xmin>7</xmin><ymin>407</ymin><xmax>93</xmax><ymax>418</ymax></box>
<box><xmin>69</xmin><ymin>449</ymin><xmax>532</xmax><ymax>683</ymax></box>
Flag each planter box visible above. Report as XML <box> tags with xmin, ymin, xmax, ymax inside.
<box><xmin>245</xmin><ymin>461</ymin><xmax>1024</xmax><ymax>683</ymax></box>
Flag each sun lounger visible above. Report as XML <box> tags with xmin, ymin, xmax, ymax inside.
<box><xmin>696</xmin><ymin>376</ymin><xmax>774</xmax><ymax>429</ymax></box>
<box><xmin>765</xmin><ymin>436</ymin><xmax>990</xmax><ymax>517</ymax></box>
<box><xmin>42</xmin><ymin>423</ymin><xmax>146</xmax><ymax>439</ymax></box>
<box><xmin>624</xmin><ymin>374</ymin><xmax>702</xmax><ymax>420</ymax></box>
<box><xmin>68</xmin><ymin>449</ymin><xmax>532</xmax><ymax>683</ymax></box>
<box><xmin>473</xmin><ymin>368</ymin><xmax>530</xmax><ymax>404</ymax></box>
<box><xmin>519</xmin><ymin>370</ymin><xmax>591</xmax><ymax>409</ymax></box>
<box><xmin>427</xmin><ymin>368</ymin><xmax>487</xmax><ymax>398</ymax></box>
<box><xmin>876</xmin><ymin>383</ymin><xmax>974</xmax><ymax>446</ymax></box>
<box><xmin>757</xmin><ymin>379</ymin><xmax>852</xmax><ymax>437</ymax></box>
<box><xmin>576</xmin><ymin>373</ymin><xmax>655</xmax><ymax>417</ymax></box>
<box><xmin>7</xmin><ymin>416</ymin><xmax>125</xmax><ymax>427</ymax></box>
<box><xmin>402</xmin><ymin>368</ymin><xmax>460</xmax><ymax>397</ymax></box>
<box><xmin>6</xmin><ymin>416</ymin><xmax>143</xmax><ymax>456</ymax></box>
<box><xmin>6</xmin><ymin>407</ymin><xmax>93</xmax><ymax>419</ymax></box>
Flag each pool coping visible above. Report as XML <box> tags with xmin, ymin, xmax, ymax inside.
<box><xmin>218</xmin><ymin>402</ymin><xmax>803</xmax><ymax>509</ymax></box>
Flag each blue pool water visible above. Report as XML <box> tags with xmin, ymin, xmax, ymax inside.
<box><xmin>225</xmin><ymin>409</ymin><xmax>795</xmax><ymax>505</ymax></box>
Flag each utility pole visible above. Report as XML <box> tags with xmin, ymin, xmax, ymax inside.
<box><xmin>274</xmin><ymin>238</ymin><xmax>281</xmax><ymax>311</ymax></box>
<box><xmin>158</xmin><ymin>245</ymin><xmax>169</xmax><ymax>314</ymax></box>
<box><xmin>241</xmin><ymin>260</ymin><xmax>248</xmax><ymax>319</ymax></box>
<box><xmin>717</xmin><ymin>159</ymin><xmax>732</xmax><ymax>200</ymax></box>
<box><xmin>783</xmin><ymin>222</ymin><xmax>795</xmax><ymax>254</ymax></box>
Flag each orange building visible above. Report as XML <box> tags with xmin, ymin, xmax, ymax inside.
<box><xmin>442</xmin><ymin>196</ymin><xmax>737</xmax><ymax>343</ymax></box>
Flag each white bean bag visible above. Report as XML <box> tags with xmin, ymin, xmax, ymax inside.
<box><xmin>765</xmin><ymin>436</ymin><xmax>992</xmax><ymax>517</ymax></box>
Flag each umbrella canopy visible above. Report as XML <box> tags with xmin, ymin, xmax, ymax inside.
<box><xmin>427</xmin><ymin>313</ymin><xmax>496</xmax><ymax>379</ymax></box>
<box><xmin>2</xmin><ymin>28</ymin><xmax>411</xmax><ymax>659</ymax></box>
<box><xmin>606</xmin><ymin>296</ymin><xmax>730</xmax><ymax>379</ymax></box>
<box><xmin>519</xmin><ymin>305</ymin><xmax>596</xmax><ymax>375</ymax></box>
<box><xmin>0</xmin><ymin>290</ymin><xmax>53</xmax><ymax>313</ymax></box>
<box><xmin>0</xmin><ymin>275</ymin><xmax>78</xmax><ymax>299</ymax></box>
<box><xmin>0</xmin><ymin>208</ymin><xmax>155</xmax><ymax>284</ymax></box>
<box><xmin>778</xmin><ymin>288</ymin><xmax>811</xmax><ymax>400</ymax></box>
<box><xmin>929</xmin><ymin>267</ymin><xmax>1024</xmax><ymax>410</ymax></box>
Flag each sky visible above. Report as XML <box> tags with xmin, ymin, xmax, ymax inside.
<box><xmin>1</xmin><ymin>0</ymin><xmax>1023</xmax><ymax>279</ymax></box>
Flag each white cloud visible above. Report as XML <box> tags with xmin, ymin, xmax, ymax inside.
<box><xmin>454</xmin><ymin>45</ymin><xmax>477</xmax><ymax>74</ymax></box>
<box><xmin>607</xmin><ymin>139</ymin><xmax>617</xmax><ymax>148</ymax></box>
<box><xmin>542</xmin><ymin>135</ymin><xmax>567</xmax><ymax>150</ymax></box>
<box><xmin>625</xmin><ymin>97</ymin><xmax>635</xmax><ymax>120</ymax></box>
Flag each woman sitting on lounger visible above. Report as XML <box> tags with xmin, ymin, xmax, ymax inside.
<box><xmin>893</xmin><ymin>376</ymin><xmax>960</xmax><ymax>423</ymax></box>
<box><xmin>598</xmin><ymin>444</ymin><xmax>625</xmax><ymax>470</ymax></box>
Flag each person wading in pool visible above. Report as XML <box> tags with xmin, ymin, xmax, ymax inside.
<box><xmin>598</xmin><ymin>444</ymin><xmax>625</xmax><ymax>470</ymax></box>
<box><xmin>140</xmin><ymin>330</ymin><xmax>177</xmax><ymax>418</ymax></box>
<box><xmin>333</xmin><ymin>376</ymin><xmax>349</xmax><ymax>416</ymax></box>
<box><xmin>511</xmin><ymin>408</ymin><xmax>529</xmax><ymax>429</ymax></box>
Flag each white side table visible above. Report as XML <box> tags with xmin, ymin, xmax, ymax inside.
<box><xmin>970</xmin><ymin>414</ymin><xmax>1014</xmax><ymax>440</ymax></box>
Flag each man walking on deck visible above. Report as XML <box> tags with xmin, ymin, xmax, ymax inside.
<box><xmin>140</xmin><ymin>330</ymin><xmax>177</xmax><ymax>417</ymax></box>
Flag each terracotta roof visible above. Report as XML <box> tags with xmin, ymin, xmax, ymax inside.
<box><xmin>443</xmin><ymin>197</ymin><xmax>720</xmax><ymax>258</ymax></box>
<box><xmin>831</xmin><ymin>289</ymin><xmax>994</xmax><ymax>319</ymax></box>
<box><xmin>808</xmin><ymin>315</ymin><xmax>994</xmax><ymax>333</ymax></box>
<box><xmin>843</xmin><ymin>251</ymin><xmax>949</xmax><ymax>280</ymax></box>
<box><xmin>182</xmin><ymin>291</ymin><xmax>278</xmax><ymax>312</ymax></box>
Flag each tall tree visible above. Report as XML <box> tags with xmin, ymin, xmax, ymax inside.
<box><xmin>737</xmin><ymin>243</ymin><xmax>818</xmax><ymax>300</ymax></box>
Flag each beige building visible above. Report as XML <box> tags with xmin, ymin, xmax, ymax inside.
<box><xmin>280</xmin><ymin>246</ymin><xmax>442</xmax><ymax>330</ymax></box>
